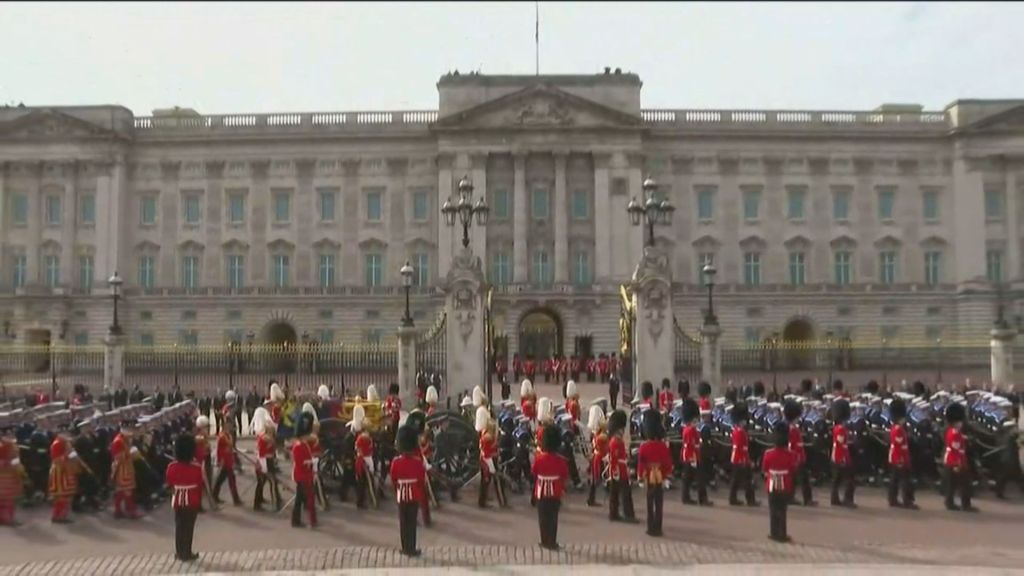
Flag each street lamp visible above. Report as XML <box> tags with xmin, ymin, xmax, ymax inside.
<box><xmin>400</xmin><ymin>261</ymin><xmax>415</xmax><ymax>327</ymax></box>
<box><xmin>441</xmin><ymin>175</ymin><xmax>489</xmax><ymax>248</ymax></box>
<box><xmin>107</xmin><ymin>271</ymin><xmax>123</xmax><ymax>336</ymax></box>
<box><xmin>702</xmin><ymin>262</ymin><xmax>718</xmax><ymax>325</ymax></box>
<box><xmin>627</xmin><ymin>176</ymin><xmax>675</xmax><ymax>248</ymax></box>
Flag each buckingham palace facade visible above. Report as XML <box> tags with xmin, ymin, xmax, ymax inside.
<box><xmin>1</xmin><ymin>71</ymin><xmax>1023</xmax><ymax>361</ymax></box>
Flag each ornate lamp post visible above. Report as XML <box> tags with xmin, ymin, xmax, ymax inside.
<box><xmin>627</xmin><ymin>176</ymin><xmax>675</xmax><ymax>248</ymax></box>
<box><xmin>441</xmin><ymin>175</ymin><xmax>489</xmax><ymax>248</ymax></box>
<box><xmin>400</xmin><ymin>261</ymin><xmax>415</xmax><ymax>327</ymax></box>
<box><xmin>702</xmin><ymin>263</ymin><xmax>718</xmax><ymax>325</ymax></box>
<box><xmin>107</xmin><ymin>271</ymin><xmax>123</xmax><ymax>336</ymax></box>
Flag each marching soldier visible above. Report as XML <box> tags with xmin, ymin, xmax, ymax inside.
<box><xmin>586</xmin><ymin>404</ymin><xmax>608</xmax><ymax>507</ymax></box>
<box><xmin>637</xmin><ymin>410</ymin><xmax>672</xmax><ymax>537</ymax></box>
<box><xmin>0</xmin><ymin>427</ymin><xmax>23</xmax><ymax>526</ymax></box>
<box><xmin>606</xmin><ymin>409</ymin><xmax>636</xmax><ymax>522</ymax></box>
<box><xmin>194</xmin><ymin>415</ymin><xmax>213</xmax><ymax>510</ymax></box>
<box><xmin>533</xmin><ymin>424</ymin><xmax>569</xmax><ymax>550</ymax></box>
<box><xmin>166</xmin><ymin>433</ymin><xmax>203</xmax><ymax>562</ymax></box>
<box><xmin>943</xmin><ymin>402</ymin><xmax>977</xmax><ymax>512</ymax></box>
<box><xmin>658</xmin><ymin>380</ymin><xmax>675</xmax><ymax>415</ymax></box>
<box><xmin>111</xmin><ymin>420</ymin><xmax>143</xmax><ymax>519</ymax></box>
<box><xmin>476</xmin><ymin>406</ymin><xmax>505</xmax><ymax>508</ymax></box>
<box><xmin>729</xmin><ymin>403</ymin><xmax>758</xmax><ymax>507</ymax></box>
<box><xmin>252</xmin><ymin>407</ymin><xmax>282</xmax><ymax>512</ymax></box>
<box><xmin>390</xmin><ymin>425</ymin><xmax>427</xmax><ymax>557</ymax></box>
<box><xmin>784</xmin><ymin>400</ymin><xmax>816</xmax><ymax>506</ymax></box>
<box><xmin>348</xmin><ymin>404</ymin><xmax>375</xmax><ymax>509</ymax></box>
<box><xmin>887</xmin><ymin>398</ymin><xmax>917</xmax><ymax>509</ymax></box>
<box><xmin>291</xmin><ymin>412</ymin><xmax>318</xmax><ymax>528</ymax></box>
<box><xmin>680</xmin><ymin>398</ymin><xmax>710</xmax><ymax>505</ymax></box>
<box><xmin>405</xmin><ymin>411</ymin><xmax>433</xmax><ymax>526</ymax></box>
<box><xmin>565</xmin><ymin>381</ymin><xmax>581</xmax><ymax>424</ymax></box>
<box><xmin>520</xmin><ymin>380</ymin><xmax>537</xmax><ymax>422</ymax></box>
<box><xmin>534</xmin><ymin>398</ymin><xmax>555</xmax><ymax>462</ymax></box>
<box><xmin>762</xmin><ymin>422</ymin><xmax>797</xmax><ymax>543</ymax></box>
<box><xmin>213</xmin><ymin>417</ymin><xmax>242</xmax><ymax>506</ymax></box>
<box><xmin>48</xmin><ymin>427</ymin><xmax>79</xmax><ymax>524</ymax></box>
<box><xmin>830</xmin><ymin>398</ymin><xmax>856</xmax><ymax>508</ymax></box>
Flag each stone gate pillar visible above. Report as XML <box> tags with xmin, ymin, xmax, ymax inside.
<box><xmin>104</xmin><ymin>333</ymin><xmax>126</xmax><ymax>392</ymax></box>
<box><xmin>700</xmin><ymin>323</ymin><xmax>722</xmax><ymax>394</ymax></box>
<box><xmin>631</xmin><ymin>246</ymin><xmax>675</xmax><ymax>398</ymax></box>
<box><xmin>990</xmin><ymin>325</ymin><xmax>1016</xmax><ymax>388</ymax></box>
<box><xmin>444</xmin><ymin>247</ymin><xmax>487</xmax><ymax>398</ymax></box>
<box><xmin>397</xmin><ymin>324</ymin><xmax>418</xmax><ymax>404</ymax></box>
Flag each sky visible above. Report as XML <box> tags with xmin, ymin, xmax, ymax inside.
<box><xmin>1</xmin><ymin>2</ymin><xmax>1022</xmax><ymax>115</ymax></box>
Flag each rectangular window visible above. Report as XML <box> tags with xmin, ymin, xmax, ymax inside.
<box><xmin>788</xmin><ymin>252</ymin><xmax>806</xmax><ymax>285</ymax></box>
<box><xmin>742</xmin><ymin>188</ymin><xmax>761</xmax><ymax>221</ymax></box>
<box><xmin>74</xmin><ymin>332</ymin><xmax>89</xmax><ymax>346</ymax></box>
<box><xmin>743</xmin><ymin>252</ymin><xmax>761</xmax><ymax>286</ymax></box>
<box><xmin>987</xmin><ymin>249</ymin><xmax>1004</xmax><ymax>283</ymax></box>
<box><xmin>833</xmin><ymin>187</ymin><xmax>851</xmax><ymax>221</ymax></box>
<box><xmin>273</xmin><ymin>191</ymin><xmax>290</xmax><ymax>223</ymax></box>
<box><xmin>272</xmin><ymin>254</ymin><xmax>290</xmax><ymax>288</ymax></box>
<box><xmin>413</xmin><ymin>253</ymin><xmax>429</xmax><ymax>286</ymax></box>
<box><xmin>12</xmin><ymin>194</ymin><xmax>28</xmax><ymax>225</ymax></box>
<box><xmin>319</xmin><ymin>189</ymin><xmax>336</xmax><ymax>222</ymax></box>
<box><xmin>697</xmin><ymin>187</ymin><xmax>715</xmax><ymax>221</ymax></box>
<box><xmin>226</xmin><ymin>309</ymin><xmax>243</xmax><ymax>321</ymax></box>
<box><xmin>318</xmin><ymin>330</ymin><xmax>334</xmax><ymax>344</ymax></box>
<box><xmin>139</xmin><ymin>333</ymin><xmax>155</xmax><ymax>346</ymax></box>
<box><xmin>787</xmin><ymin>187</ymin><xmax>806</xmax><ymax>220</ymax></box>
<box><xmin>572</xmin><ymin>252</ymin><xmax>592</xmax><ymax>285</ymax></box>
<box><xmin>79</xmin><ymin>194</ymin><xmax>96</xmax><ymax>225</ymax></box>
<box><xmin>922</xmin><ymin>189</ymin><xmax>940</xmax><ymax>222</ymax></box>
<box><xmin>183</xmin><ymin>195</ymin><xmax>201</xmax><ymax>224</ymax></box>
<box><xmin>491</xmin><ymin>252</ymin><xmax>511</xmax><ymax>285</ymax></box>
<box><xmin>44</xmin><ymin>255</ymin><xmax>60</xmax><ymax>287</ymax></box>
<box><xmin>178</xmin><ymin>330</ymin><xmax>199</xmax><ymax>346</ymax></box>
<box><xmin>366</xmin><ymin>189</ymin><xmax>383</xmax><ymax>222</ymax></box>
<box><xmin>181</xmin><ymin>256</ymin><xmax>199</xmax><ymax>289</ymax></box>
<box><xmin>744</xmin><ymin>327</ymin><xmax>762</xmax><ymax>344</ymax></box>
<box><xmin>45</xmin><ymin>195</ymin><xmax>61</xmax><ymax>225</ymax></box>
<box><xmin>531</xmin><ymin>188</ymin><xmax>550</xmax><ymax>220</ymax></box>
<box><xmin>571</xmin><ymin>189</ymin><xmax>589</xmax><ymax>220</ymax></box>
<box><xmin>364</xmin><ymin>329</ymin><xmax>384</xmax><ymax>345</ymax></box>
<box><xmin>227</xmin><ymin>255</ymin><xmax>245</xmax><ymax>289</ymax></box>
<box><xmin>364</xmin><ymin>253</ymin><xmax>383</xmax><ymax>287</ymax></box>
<box><xmin>412</xmin><ymin>190</ymin><xmax>428</xmax><ymax>222</ymax></box>
<box><xmin>532</xmin><ymin>249</ymin><xmax>552</xmax><ymax>285</ymax></box>
<box><xmin>493</xmin><ymin>189</ymin><xmax>510</xmax><ymax>220</ymax></box>
<box><xmin>834</xmin><ymin>251</ymin><xmax>852</xmax><ymax>285</ymax></box>
<box><xmin>78</xmin><ymin>255</ymin><xmax>94</xmax><ymax>292</ymax></box>
<box><xmin>879</xmin><ymin>251</ymin><xmax>897</xmax><ymax>284</ymax></box>
<box><xmin>141</xmin><ymin>196</ymin><xmax>157</xmax><ymax>225</ymax></box>
<box><xmin>12</xmin><ymin>255</ymin><xmax>27</xmax><ymax>288</ymax></box>
<box><xmin>138</xmin><ymin>256</ymin><xmax>155</xmax><ymax>288</ymax></box>
<box><xmin>224</xmin><ymin>329</ymin><xmax>244</xmax><ymax>344</ymax></box>
<box><xmin>228</xmin><ymin>194</ymin><xmax>245</xmax><ymax>224</ymax></box>
<box><xmin>318</xmin><ymin>254</ymin><xmax>335</xmax><ymax>288</ymax></box>
<box><xmin>985</xmin><ymin>187</ymin><xmax>1005</xmax><ymax>220</ymax></box>
<box><xmin>878</xmin><ymin>187</ymin><xmax>896</xmax><ymax>221</ymax></box>
<box><xmin>698</xmin><ymin>252</ymin><xmax>714</xmax><ymax>285</ymax></box>
<box><xmin>924</xmin><ymin>251</ymin><xmax>942</xmax><ymax>286</ymax></box>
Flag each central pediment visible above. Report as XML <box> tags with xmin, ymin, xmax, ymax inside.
<box><xmin>432</xmin><ymin>84</ymin><xmax>642</xmax><ymax>131</ymax></box>
<box><xmin>0</xmin><ymin>109</ymin><xmax>124</xmax><ymax>140</ymax></box>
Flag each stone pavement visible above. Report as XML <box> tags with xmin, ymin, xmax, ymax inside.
<box><xmin>3</xmin><ymin>541</ymin><xmax>1024</xmax><ymax>576</ymax></box>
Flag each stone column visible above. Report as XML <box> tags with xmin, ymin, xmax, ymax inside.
<box><xmin>990</xmin><ymin>325</ymin><xmax>1015</xmax><ymax>388</ymax></box>
<box><xmin>27</xmin><ymin>162</ymin><xmax>43</xmax><ymax>285</ymax></box>
<box><xmin>593</xmin><ymin>153</ymin><xmax>611</xmax><ymax>281</ymax></box>
<box><xmin>60</xmin><ymin>161</ymin><xmax>78</xmax><ymax>287</ymax></box>
<box><xmin>630</xmin><ymin>245</ymin><xmax>675</xmax><ymax>395</ymax></box>
<box><xmin>700</xmin><ymin>322</ymin><xmax>722</xmax><ymax>394</ymax></box>
<box><xmin>554</xmin><ymin>152</ymin><xmax>568</xmax><ymax>283</ymax></box>
<box><xmin>397</xmin><ymin>324</ymin><xmax>418</xmax><ymax>404</ymax></box>
<box><xmin>513</xmin><ymin>152</ymin><xmax>528</xmax><ymax>283</ymax></box>
<box><xmin>1005</xmin><ymin>164</ymin><xmax>1019</xmax><ymax>280</ymax></box>
<box><xmin>203</xmin><ymin>160</ymin><xmax>225</xmax><ymax>286</ymax></box>
<box><xmin>104</xmin><ymin>333</ymin><xmax>127</xmax><ymax>391</ymax></box>
<box><xmin>445</xmin><ymin>246</ymin><xmax>486</xmax><ymax>398</ymax></box>
<box><xmin>951</xmin><ymin>154</ymin><xmax>987</xmax><ymax>282</ymax></box>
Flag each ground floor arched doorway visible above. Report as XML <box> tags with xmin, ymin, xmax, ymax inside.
<box><xmin>781</xmin><ymin>318</ymin><xmax>815</xmax><ymax>370</ymax></box>
<box><xmin>261</xmin><ymin>321</ymin><xmax>298</xmax><ymax>372</ymax></box>
<box><xmin>518</xmin><ymin>308</ymin><xmax>563</xmax><ymax>360</ymax></box>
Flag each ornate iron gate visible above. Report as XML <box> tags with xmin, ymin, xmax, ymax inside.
<box><xmin>416</xmin><ymin>311</ymin><xmax>447</xmax><ymax>391</ymax></box>
<box><xmin>673</xmin><ymin>317</ymin><xmax>701</xmax><ymax>383</ymax></box>
<box><xmin>618</xmin><ymin>285</ymin><xmax>635</xmax><ymax>400</ymax></box>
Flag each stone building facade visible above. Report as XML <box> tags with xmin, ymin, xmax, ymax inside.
<box><xmin>1</xmin><ymin>71</ymin><xmax>1022</xmax><ymax>364</ymax></box>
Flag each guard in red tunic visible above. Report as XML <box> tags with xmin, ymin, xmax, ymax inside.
<box><xmin>111</xmin><ymin>420</ymin><xmax>142</xmax><ymax>519</ymax></box>
<box><xmin>524</xmin><ymin>356</ymin><xmax>537</xmax><ymax>382</ymax></box>
<box><xmin>520</xmin><ymin>380</ymin><xmax>537</xmax><ymax>422</ymax></box>
<box><xmin>679</xmin><ymin>399</ymin><xmax>709</xmax><ymax>505</ymax></box>
<box><xmin>476</xmin><ymin>406</ymin><xmax>505</xmax><ymax>508</ymax></box>
<box><xmin>887</xmin><ymin>398</ymin><xmax>917</xmax><ymax>509</ymax></box>
<box><xmin>637</xmin><ymin>410</ymin><xmax>672</xmax><ymax>537</ymax></box>
<box><xmin>290</xmin><ymin>412</ymin><xmax>317</xmax><ymax>528</ymax></box>
<box><xmin>597</xmin><ymin>355</ymin><xmax>610</xmax><ymax>382</ymax></box>
<box><xmin>830</xmin><ymin>398</ymin><xmax>856</xmax><ymax>508</ymax></box>
<box><xmin>384</xmin><ymin>383</ymin><xmax>402</xmax><ymax>431</ymax></box>
<box><xmin>194</xmin><ymin>415</ymin><xmax>212</xmax><ymax>510</ymax></box>
<box><xmin>586</xmin><ymin>405</ymin><xmax>607</xmax><ymax>507</ymax></box>
<box><xmin>606</xmin><ymin>409</ymin><xmax>636</xmax><ymax>522</ymax></box>
<box><xmin>212</xmin><ymin>417</ymin><xmax>241</xmax><ymax>505</ymax></box>
<box><xmin>390</xmin><ymin>425</ymin><xmax>427</xmax><ymax>557</ymax></box>
<box><xmin>564</xmin><ymin>381</ymin><xmax>581</xmax><ymax>425</ymax></box>
<box><xmin>532</xmin><ymin>425</ymin><xmax>569</xmax><ymax>550</ymax></box>
<box><xmin>534</xmin><ymin>398</ymin><xmax>555</xmax><ymax>456</ymax></box>
<box><xmin>512</xmin><ymin>353</ymin><xmax>522</xmax><ymax>382</ymax></box>
<box><xmin>404</xmin><ymin>411</ymin><xmax>433</xmax><ymax>525</ymax></box>
<box><xmin>784</xmin><ymin>401</ymin><xmax>816</xmax><ymax>506</ymax></box>
<box><xmin>48</xmin><ymin>429</ymin><xmax>78</xmax><ymax>524</ymax></box>
<box><xmin>348</xmin><ymin>404</ymin><xmax>375</xmax><ymax>509</ymax></box>
<box><xmin>252</xmin><ymin>407</ymin><xmax>282</xmax><ymax>511</ymax></box>
<box><xmin>267</xmin><ymin>381</ymin><xmax>285</xmax><ymax>427</ymax></box>
<box><xmin>729</xmin><ymin>403</ymin><xmax>758</xmax><ymax>506</ymax></box>
<box><xmin>658</xmin><ymin>380</ymin><xmax>675</xmax><ymax>415</ymax></box>
<box><xmin>943</xmin><ymin>402</ymin><xmax>977</xmax><ymax>511</ymax></box>
<box><xmin>762</xmin><ymin>422</ymin><xmax>797</xmax><ymax>542</ymax></box>
<box><xmin>0</xmin><ymin>431</ymin><xmax>23</xmax><ymax>526</ymax></box>
<box><xmin>166</xmin><ymin>433</ymin><xmax>203</xmax><ymax>562</ymax></box>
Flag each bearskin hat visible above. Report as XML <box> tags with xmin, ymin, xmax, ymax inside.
<box><xmin>661</xmin><ymin>378</ymin><xmax>672</xmax><ymax>390</ymax></box>
<box><xmin>753</xmin><ymin>381</ymin><xmax>766</xmax><ymax>397</ymax></box>
<box><xmin>724</xmin><ymin>388</ymin><xmax>738</xmax><ymax>405</ymax></box>
<box><xmin>912</xmin><ymin>381</ymin><xmax>927</xmax><ymax>398</ymax></box>
<box><xmin>295</xmin><ymin>412</ymin><xmax>314</xmax><ymax>438</ymax></box>
<box><xmin>944</xmin><ymin>402</ymin><xmax>966</xmax><ymax>424</ymax></box>
<box><xmin>641</xmin><ymin>381</ymin><xmax>654</xmax><ymax>401</ymax></box>
<box><xmin>606</xmin><ymin>409</ymin><xmax>628</xmax><ymax>436</ymax></box>
<box><xmin>397</xmin><ymin>425</ymin><xmax>419</xmax><ymax>453</ymax></box>
<box><xmin>832</xmin><ymin>379</ymin><xmax>844</xmax><ymax>393</ymax></box>
<box><xmin>389</xmin><ymin>382</ymin><xmax>400</xmax><ymax>395</ymax></box>
<box><xmin>681</xmin><ymin>398</ymin><xmax>700</xmax><ymax>423</ymax></box>
<box><xmin>405</xmin><ymin>410</ymin><xmax>427</xmax><ymax>435</ymax></box>
<box><xmin>730</xmin><ymin>402</ymin><xmax>749</xmax><ymax>424</ymax></box>
<box><xmin>783</xmin><ymin>400</ymin><xmax>803</xmax><ymax>422</ymax></box>
<box><xmin>889</xmin><ymin>398</ymin><xmax>907</xmax><ymax>422</ymax></box>
<box><xmin>832</xmin><ymin>398</ymin><xmax>851</xmax><ymax>422</ymax></box>
<box><xmin>587</xmin><ymin>405</ymin><xmax>605</xmax><ymax>434</ymax></box>
<box><xmin>174</xmin><ymin>432</ymin><xmax>196</xmax><ymax>462</ymax></box>
<box><xmin>542</xmin><ymin>424</ymin><xmax>562</xmax><ymax>453</ymax></box>
<box><xmin>773</xmin><ymin>421</ymin><xmax>790</xmax><ymax>448</ymax></box>
<box><xmin>865</xmin><ymin>380</ymin><xmax>880</xmax><ymax>395</ymax></box>
<box><xmin>642</xmin><ymin>409</ymin><xmax>664</xmax><ymax>440</ymax></box>
<box><xmin>678</xmin><ymin>380</ymin><xmax>690</xmax><ymax>398</ymax></box>
<box><xmin>800</xmin><ymin>379</ymin><xmax>813</xmax><ymax>394</ymax></box>
<box><xmin>697</xmin><ymin>381</ymin><xmax>712</xmax><ymax>398</ymax></box>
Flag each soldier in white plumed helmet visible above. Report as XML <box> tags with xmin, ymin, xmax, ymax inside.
<box><xmin>535</xmin><ymin>397</ymin><xmax>554</xmax><ymax>447</ymax></box>
<box><xmin>587</xmin><ymin>404</ymin><xmax>608</xmax><ymax>507</ymax></box>
<box><xmin>476</xmin><ymin>406</ymin><xmax>506</xmax><ymax>508</ymax></box>
<box><xmin>267</xmin><ymin>381</ymin><xmax>285</xmax><ymax>426</ymax></box>
<box><xmin>223</xmin><ymin>389</ymin><xmax>242</xmax><ymax>438</ymax></box>
<box><xmin>344</xmin><ymin>404</ymin><xmax>375</xmax><ymax>509</ymax></box>
<box><xmin>251</xmin><ymin>407</ymin><xmax>281</xmax><ymax>511</ymax></box>
<box><xmin>194</xmin><ymin>415</ymin><xmax>213</xmax><ymax>509</ymax></box>
<box><xmin>424</xmin><ymin>386</ymin><xmax>439</xmax><ymax>416</ymax></box>
<box><xmin>565</xmin><ymin>380</ymin><xmax>581</xmax><ymax>426</ymax></box>
<box><xmin>520</xmin><ymin>379</ymin><xmax>537</xmax><ymax>421</ymax></box>
<box><xmin>472</xmin><ymin>386</ymin><xmax>487</xmax><ymax>408</ymax></box>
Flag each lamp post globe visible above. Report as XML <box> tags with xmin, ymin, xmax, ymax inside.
<box><xmin>107</xmin><ymin>271</ymin><xmax>124</xmax><ymax>336</ymax></box>
<box><xmin>400</xmin><ymin>261</ymin><xmax>415</xmax><ymax>327</ymax></box>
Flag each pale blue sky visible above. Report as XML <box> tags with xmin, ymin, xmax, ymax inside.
<box><xmin>1</xmin><ymin>2</ymin><xmax>1021</xmax><ymax>114</ymax></box>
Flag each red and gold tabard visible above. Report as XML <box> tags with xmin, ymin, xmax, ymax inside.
<box><xmin>110</xmin><ymin>433</ymin><xmax>136</xmax><ymax>493</ymax></box>
<box><xmin>48</xmin><ymin>438</ymin><xmax>78</xmax><ymax>499</ymax></box>
<box><xmin>731</xmin><ymin>426</ymin><xmax>750</xmax><ymax>466</ymax></box>
<box><xmin>0</xmin><ymin>441</ymin><xmax>23</xmax><ymax>501</ymax></box>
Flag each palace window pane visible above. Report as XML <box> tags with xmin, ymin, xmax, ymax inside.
<box><xmin>182</xmin><ymin>256</ymin><xmax>199</xmax><ymax>289</ymax></box>
<box><xmin>924</xmin><ymin>251</ymin><xmax>942</xmax><ymax>286</ymax></box>
<box><xmin>834</xmin><ymin>251</ymin><xmax>852</xmax><ymax>285</ymax></box>
<box><xmin>743</xmin><ymin>252</ymin><xmax>761</xmax><ymax>286</ymax></box>
<box><xmin>573</xmin><ymin>252</ymin><xmax>592</xmax><ymax>285</ymax></box>
<box><xmin>787</xmin><ymin>188</ymin><xmax>805</xmax><ymax>220</ymax></box>
<box><xmin>412</xmin><ymin>190</ymin><xmax>428</xmax><ymax>221</ymax></box>
<box><xmin>318</xmin><ymin>254</ymin><xmax>335</xmax><ymax>287</ymax></box>
<box><xmin>833</xmin><ymin>188</ymin><xmax>850</xmax><ymax>220</ymax></box>
<box><xmin>878</xmin><ymin>188</ymin><xmax>896</xmax><ymax>221</ymax></box>
<box><xmin>227</xmin><ymin>255</ymin><xmax>245</xmax><ymax>289</ymax></box>
<box><xmin>141</xmin><ymin>197</ymin><xmax>157</xmax><ymax>225</ymax></box>
<box><xmin>365</xmin><ymin>254</ymin><xmax>383</xmax><ymax>287</ymax></box>
<box><xmin>743</xmin><ymin>189</ymin><xmax>761</xmax><ymax>221</ymax></box>
<box><xmin>45</xmin><ymin>255</ymin><xmax>60</xmax><ymax>287</ymax></box>
<box><xmin>697</xmin><ymin>188</ymin><xmax>714</xmax><ymax>220</ymax></box>
<box><xmin>274</xmin><ymin>192</ymin><xmax>290</xmax><ymax>223</ymax></box>
<box><xmin>491</xmin><ymin>252</ymin><xmax>511</xmax><ymax>285</ymax></box>
<box><xmin>46</xmin><ymin>196</ymin><xmax>62</xmax><ymax>225</ymax></box>
<box><xmin>138</xmin><ymin>256</ymin><xmax>155</xmax><ymax>288</ymax></box>
<box><xmin>532</xmin><ymin>188</ymin><xmax>550</xmax><ymax>220</ymax></box>
<box><xmin>532</xmin><ymin>250</ymin><xmax>552</xmax><ymax>285</ymax></box>
<box><xmin>492</xmin><ymin>189</ymin><xmax>510</xmax><ymax>220</ymax></box>
<box><xmin>80</xmin><ymin>194</ymin><xmax>96</xmax><ymax>225</ymax></box>
<box><xmin>12</xmin><ymin>194</ymin><xmax>28</xmax><ymax>225</ymax></box>
<box><xmin>571</xmin><ymin>189</ymin><xmax>589</xmax><ymax>220</ymax></box>
<box><xmin>879</xmin><ymin>251</ymin><xmax>897</xmax><ymax>285</ymax></box>
<box><xmin>987</xmin><ymin>250</ymin><xmax>1004</xmax><ymax>283</ymax></box>
<box><xmin>273</xmin><ymin>255</ymin><xmax>290</xmax><ymax>287</ymax></box>
<box><xmin>319</xmin><ymin>189</ymin><xmax>336</xmax><ymax>222</ymax></box>
<box><xmin>367</xmin><ymin>190</ymin><xmax>383</xmax><ymax>222</ymax></box>
<box><xmin>922</xmin><ymin>189</ymin><xmax>940</xmax><ymax>221</ymax></box>
<box><xmin>12</xmin><ymin>255</ymin><xmax>27</xmax><ymax>288</ymax></box>
<box><xmin>79</xmin><ymin>256</ymin><xmax>94</xmax><ymax>291</ymax></box>
<box><xmin>788</xmin><ymin>252</ymin><xmax>806</xmax><ymax>285</ymax></box>
<box><xmin>228</xmin><ymin>194</ymin><xmax>245</xmax><ymax>224</ymax></box>
<box><xmin>184</xmin><ymin>196</ymin><xmax>202</xmax><ymax>224</ymax></box>
<box><xmin>985</xmin><ymin>187</ymin><xmax>1005</xmax><ymax>220</ymax></box>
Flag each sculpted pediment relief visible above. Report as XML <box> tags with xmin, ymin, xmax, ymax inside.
<box><xmin>0</xmin><ymin>109</ymin><xmax>119</xmax><ymax>140</ymax></box>
<box><xmin>433</xmin><ymin>84</ymin><xmax>642</xmax><ymax>131</ymax></box>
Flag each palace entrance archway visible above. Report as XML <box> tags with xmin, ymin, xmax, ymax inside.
<box><xmin>518</xmin><ymin>308</ymin><xmax>563</xmax><ymax>360</ymax></box>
